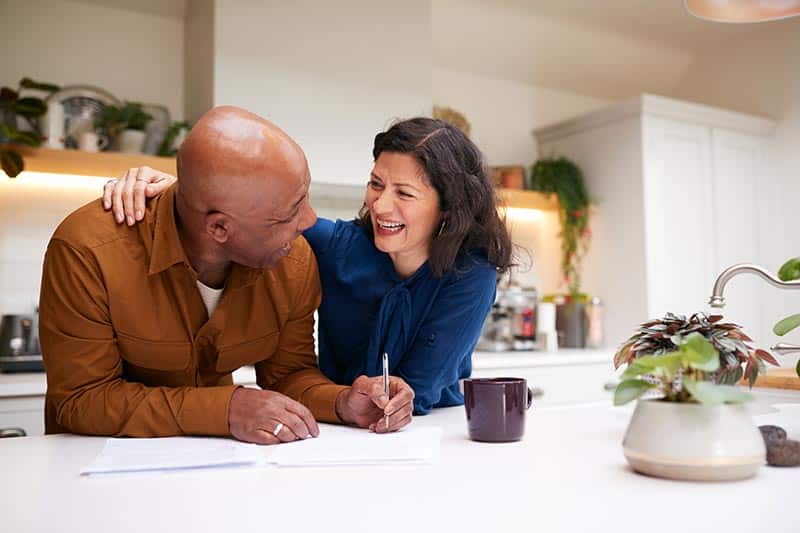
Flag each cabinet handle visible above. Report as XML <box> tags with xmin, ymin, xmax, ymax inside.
<box><xmin>531</xmin><ymin>387</ymin><xmax>545</xmax><ymax>398</ymax></box>
<box><xmin>0</xmin><ymin>427</ymin><xmax>26</xmax><ymax>438</ymax></box>
<box><xmin>603</xmin><ymin>381</ymin><xmax>619</xmax><ymax>392</ymax></box>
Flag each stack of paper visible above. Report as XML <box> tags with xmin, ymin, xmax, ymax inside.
<box><xmin>266</xmin><ymin>425</ymin><xmax>442</xmax><ymax>467</ymax></box>
<box><xmin>81</xmin><ymin>426</ymin><xmax>443</xmax><ymax>475</ymax></box>
<box><xmin>80</xmin><ymin>437</ymin><xmax>263</xmax><ymax>475</ymax></box>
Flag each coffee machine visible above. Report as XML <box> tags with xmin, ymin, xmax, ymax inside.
<box><xmin>476</xmin><ymin>285</ymin><xmax>538</xmax><ymax>352</ymax></box>
<box><xmin>0</xmin><ymin>313</ymin><xmax>44</xmax><ymax>372</ymax></box>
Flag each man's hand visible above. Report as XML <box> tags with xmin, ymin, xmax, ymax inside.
<box><xmin>228</xmin><ymin>387</ymin><xmax>320</xmax><ymax>445</ymax></box>
<box><xmin>335</xmin><ymin>375</ymin><xmax>415</xmax><ymax>433</ymax></box>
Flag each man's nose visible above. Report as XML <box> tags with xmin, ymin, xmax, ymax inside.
<box><xmin>298</xmin><ymin>200</ymin><xmax>317</xmax><ymax>232</ymax></box>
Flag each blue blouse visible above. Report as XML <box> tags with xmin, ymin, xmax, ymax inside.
<box><xmin>304</xmin><ymin>218</ymin><xmax>497</xmax><ymax>414</ymax></box>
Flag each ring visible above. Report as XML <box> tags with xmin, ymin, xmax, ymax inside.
<box><xmin>106</xmin><ymin>178</ymin><xmax>117</xmax><ymax>185</ymax></box>
<box><xmin>272</xmin><ymin>422</ymin><xmax>284</xmax><ymax>436</ymax></box>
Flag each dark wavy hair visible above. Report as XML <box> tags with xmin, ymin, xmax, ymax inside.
<box><xmin>357</xmin><ymin>117</ymin><xmax>513</xmax><ymax>277</ymax></box>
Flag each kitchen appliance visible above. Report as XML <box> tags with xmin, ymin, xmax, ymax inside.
<box><xmin>477</xmin><ymin>285</ymin><xmax>539</xmax><ymax>352</ymax></box>
<box><xmin>0</xmin><ymin>313</ymin><xmax>44</xmax><ymax>373</ymax></box>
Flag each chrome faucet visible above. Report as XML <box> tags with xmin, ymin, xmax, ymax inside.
<box><xmin>709</xmin><ymin>263</ymin><xmax>800</xmax><ymax>355</ymax></box>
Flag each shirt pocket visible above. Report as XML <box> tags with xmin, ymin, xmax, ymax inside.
<box><xmin>116</xmin><ymin>333</ymin><xmax>192</xmax><ymax>372</ymax></box>
<box><xmin>216</xmin><ymin>331</ymin><xmax>280</xmax><ymax>374</ymax></box>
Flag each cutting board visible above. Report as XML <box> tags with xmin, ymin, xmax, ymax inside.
<box><xmin>750</xmin><ymin>368</ymin><xmax>800</xmax><ymax>391</ymax></box>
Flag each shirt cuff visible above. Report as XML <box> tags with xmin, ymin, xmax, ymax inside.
<box><xmin>302</xmin><ymin>383</ymin><xmax>350</xmax><ymax>424</ymax></box>
<box><xmin>180</xmin><ymin>385</ymin><xmax>239</xmax><ymax>436</ymax></box>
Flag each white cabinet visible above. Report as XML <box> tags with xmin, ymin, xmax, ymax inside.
<box><xmin>0</xmin><ymin>396</ymin><xmax>44</xmax><ymax>437</ymax></box>
<box><xmin>534</xmin><ymin>95</ymin><xmax>776</xmax><ymax>347</ymax></box>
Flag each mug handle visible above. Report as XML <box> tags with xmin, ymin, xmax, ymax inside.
<box><xmin>526</xmin><ymin>387</ymin><xmax>533</xmax><ymax>409</ymax></box>
<box><xmin>97</xmin><ymin>134</ymin><xmax>110</xmax><ymax>151</ymax></box>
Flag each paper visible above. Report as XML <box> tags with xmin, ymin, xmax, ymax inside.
<box><xmin>266</xmin><ymin>425</ymin><xmax>442</xmax><ymax>467</ymax></box>
<box><xmin>80</xmin><ymin>437</ymin><xmax>264</xmax><ymax>475</ymax></box>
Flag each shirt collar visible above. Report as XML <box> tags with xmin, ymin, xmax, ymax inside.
<box><xmin>148</xmin><ymin>184</ymin><xmax>190</xmax><ymax>276</ymax></box>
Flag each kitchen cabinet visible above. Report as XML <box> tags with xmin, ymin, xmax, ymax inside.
<box><xmin>534</xmin><ymin>95</ymin><xmax>776</xmax><ymax>347</ymax></box>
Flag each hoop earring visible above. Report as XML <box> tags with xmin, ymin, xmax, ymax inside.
<box><xmin>437</xmin><ymin>220</ymin><xmax>446</xmax><ymax>237</ymax></box>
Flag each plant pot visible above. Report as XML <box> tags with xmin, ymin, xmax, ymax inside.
<box><xmin>622</xmin><ymin>399</ymin><xmax>765</xmax><ymax>481</ymax></box>
<box><xmin>555</xmin><ymin>302</ymin><xmax>587</xmax><ymax>348</ymax></box>
<box><xmin>117</xmin><ymin>129</ymin><xmax>147</xmax><ymax>154</ymax></box>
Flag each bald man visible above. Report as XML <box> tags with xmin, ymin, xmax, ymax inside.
<box><xmin>39</xmin><ymin>106</ymin><xmax>414</xmax><ymax>442</ymax></box>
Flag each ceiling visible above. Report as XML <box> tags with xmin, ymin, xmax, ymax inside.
<box><xmin>432</xmin><ymin>0</ymin><xmax>790</xmax><ymax>99</ymax></box>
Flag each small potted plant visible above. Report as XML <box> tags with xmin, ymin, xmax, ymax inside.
<box><xmin>0</xmin><ymin>77</ymin><xmax>60</xmax><ymax>177</ymax></box>
<box><xmin>613</xmin><ymin>313</ymin><xmax>779</xmax><ymax>481</ymax></box>
<box><xmin>773</xmin><ymin>257</ymin><xmax>800</xmax><ymax>377</ymax></box>
<box><xmin>95</xmin><ymin>101</ymin><xmax>152</xmax><ymax>153</ymax></box>
<box><xmin>529</xmin><ymin>157</ymin><xmax>594</xmax><ymax>347</ymax></box>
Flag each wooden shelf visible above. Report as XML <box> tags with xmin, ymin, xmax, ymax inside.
<box><xmin>496</xmin><ymin>188</ymin><xmax>559</xmax><ymax>211</ymax></box>
<box><xmin>12</xmin><ymin>147</ymin><xmax>558</xmax><ymax>212</ymax></box>
<box><xmin>14</xmin><ymin>146</ymin><xmax>176</xmax><ymax>178</ymax></box>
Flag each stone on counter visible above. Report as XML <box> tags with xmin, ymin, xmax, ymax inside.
<box><xmin>765</xmin><ymin>439</ymin><xmax>800</xmax><ymax>467</ymax></box>
<box><xmin>759</xmin><ymin>425</ymin><xmax>787</xmax><ymax>446</ymax></box>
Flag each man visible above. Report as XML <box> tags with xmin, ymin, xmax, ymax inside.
<box><xmin>39</xmin><ymin>106</ymin><xmax>414</xmax><ymax>444</ymax></box>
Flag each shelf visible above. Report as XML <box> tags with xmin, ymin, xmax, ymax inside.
<box><xmin>496</xmin><ymin>188</ymin><xmax>559</xmax><ymax>211</ymax></box>
<box><xmin>9</xmin><ymin>147</ymin><xmax>558</xmax><ymax>212</ymax></box>
<box><xmin>13</xmin><ymin>146</ymin><xmax>176</xmax><ymax>179</ymax></box>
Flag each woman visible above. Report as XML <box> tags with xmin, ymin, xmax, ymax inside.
<box><xmin>103</xmin><ymin>118</ymin><xmax>513</xmax><ymax>414</ymax></box>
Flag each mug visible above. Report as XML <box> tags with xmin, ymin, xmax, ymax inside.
<box><xmin>79</xmin><ymin>131</ymin><xmax>109</xmax><ymax>153</ymax></box>
<box><xmin>464</xmin><ymin>377</ymin><xmax>533</xmax><ymax>442</ymax></box>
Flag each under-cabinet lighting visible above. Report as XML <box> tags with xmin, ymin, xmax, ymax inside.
<box><xmin>501</xmin><ymin>207</ymin><xmax>544</xmax><ymax>223</ymax></box>
<box><xmin>2</xmin><ymin>171</ymin><xmax>109</xmax><ymax>191</ymax></box>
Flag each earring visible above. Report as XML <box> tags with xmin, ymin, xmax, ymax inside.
<box><xmin>437</xmin><ymin>220</ymin><xmax>446</xmax><ymax>237</ymax></box>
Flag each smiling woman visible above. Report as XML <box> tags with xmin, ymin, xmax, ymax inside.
<box><xmin>101</xmin><ymin>117</ymin><xmax>514</xmax><ymax>415</ymax></box>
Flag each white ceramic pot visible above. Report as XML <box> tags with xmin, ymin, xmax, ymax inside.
<box><xmin>117</xmin><ymin>129</ymin><xmax>147</xmax><ymax>154</ymax></box>
<box><xmin>622</xmin><ymin>399</ymin><xmax>765</xmax><ymax>481</ymax></box>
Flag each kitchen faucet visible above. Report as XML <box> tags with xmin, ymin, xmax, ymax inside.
<box><xmin>709</xmin><ymin>263</ymin><xmax>800</xmax><ymax>355</ymax></box>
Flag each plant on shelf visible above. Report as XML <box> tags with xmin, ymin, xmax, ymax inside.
<box><xmin>0</xmin><ymin>77</ymin><xmax>60</xmax><ymax>177</ymax></box>
<box><xmin>528</xmin><ymin>157</ymin><xmax>590</xmax><ymax>296</ymax></box>
<box><xmin>613</xmin><ymin>312</ymin><xmax>780</xmax><ymax>405</ymax></box>
<box><xmin>95</xmin><ymin>101</ymin><xmax>153</xmax><ymax>142</ymax></box>
<box><xmin>157</xmin><ymin>121</ymin><xmax>192</xmax><ymax>157</ymax></box>
<box><xmin>773</xmin><ymin>256</ymin><xmax>800</xmax><ymax>377</ymax></box>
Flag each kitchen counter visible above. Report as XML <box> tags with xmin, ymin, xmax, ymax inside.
<box><xmin>0</xmin><ymin>349</ymin><xmax>615</xmax><ymax>399</ymax></box>
<box><xmin>1</xmin><ymin>400</ymin><xmax>797</xmax><ymax>533</ymax></box>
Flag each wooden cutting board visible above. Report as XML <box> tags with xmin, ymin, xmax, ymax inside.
<box><xmin>749</xmin><ymin>368</ymin><xmax>800</xmax><ymax>391</ymax></box>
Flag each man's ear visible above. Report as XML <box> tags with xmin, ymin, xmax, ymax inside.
<box><xmin>205</xmin><ymin>212</ymin><xmax>231</xmax><ymax>243</ymax></box>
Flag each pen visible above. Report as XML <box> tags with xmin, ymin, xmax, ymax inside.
<box><xmin>382</xmin><ymin>352</ymin><xmax>390</xmax><ymax>430</ymax></box>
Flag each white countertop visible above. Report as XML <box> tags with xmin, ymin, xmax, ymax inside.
<box><xmin>0</xmin><ymin>349</ymin><xmax>615</xmax><ymax>399</ymax></box>
<box><xmin>1</xmin><ymin>400</ymin><xmax>797</xmax><ymax>533</ymax></box>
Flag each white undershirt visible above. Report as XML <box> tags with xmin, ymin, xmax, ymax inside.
<box><xmin>196</xmin><ymin>280</ymin><xmax>224</xmax><ymax>317</ymax></box>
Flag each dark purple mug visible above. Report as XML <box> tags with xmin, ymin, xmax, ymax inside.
<box><xmin>463</xmin><ymin>377</ymin><xmax>533</xmax><ymax>442</ymax></box>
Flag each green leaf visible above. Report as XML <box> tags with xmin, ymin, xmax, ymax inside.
<box><xmin>774</xmin><ymin>314</ymin><xmax>800</xmax><ymax>336</ymax></box>
<box><xmin>614</xmin><ymin>379</ymin><xmax>654</xmax><ymax>406</ymax></box>
<box><xmin>778</xmin><ymin>257</ymin><xmax>800</xmax><ymax>282</ymax></box>
<box><xmin>0</xmin><ymin>149</ymin><xmax>24</xmax><ymax>178</ymax></box>
<box><xmin>19</xmin><ymin>78</ymin><xmax>60</xmax><ymax>93</ymax></box>
<box><xmin>10</xmin><ymin>130</ymin><xmax>41</xmax><ymax>147</ymax></box>
<box><xmin>12</xmin><ymin>97</ymin><xmax>47</xmax><ymax>118</ymax></box>
<box><xmin>682</xmin><ymin>332</ymin><xmax>720</xmax><ymax>372</ymax></box>
<box><xmin>684</xmin><ymin>378</ymin><xmax>753</xmax><ymax>406</ymax></box>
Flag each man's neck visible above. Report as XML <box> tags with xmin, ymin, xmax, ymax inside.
<box><xmin>174</xmin><ymin>201</ymin><xmax>231</xmax><ymax>289</ymax></box>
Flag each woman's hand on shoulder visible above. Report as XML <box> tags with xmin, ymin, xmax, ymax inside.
<box><xmin>102</xmin><ymin>166</ymin><xmax>177</xmax><ymax>225</ymax></box>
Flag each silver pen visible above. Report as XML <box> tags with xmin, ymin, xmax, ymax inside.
<box><xmin>382</xmin><ymin>352</ymin><xmax>390</xmax><ymax>430</ymax></box>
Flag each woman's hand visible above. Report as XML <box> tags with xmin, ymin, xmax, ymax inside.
<box><xmin>102</xmin><ymin>166</ymin><xmax>177</xmax><ymax>225</ymax></box>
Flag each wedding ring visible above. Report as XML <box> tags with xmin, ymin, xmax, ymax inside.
<box><xmin>105</xmin><ymin>178</ymin><xmax>117</xmax><ymax>186</ymax></box>
<box><xmin>272</xmin><ymin>422</ymin><xmax>284</xmax><ymax>437</ymax></box>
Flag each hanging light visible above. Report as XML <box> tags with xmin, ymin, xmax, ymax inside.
<box><xmin>685</xmin><ymin>0</ymin><xmax>800</xmax><ymax>22</ymax></box>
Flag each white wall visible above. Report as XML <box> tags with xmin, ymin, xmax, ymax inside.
<box><xmin>0</xmin><ymin>0</ymin><xmax>185</xmax><ymax>120</ymax></box>
<box><xmin>669</xmin><ymin>20</ymin><xmax>800</xmax><ymax>367</ymax></box>
<box><xmin>213</xmin><ymin>0</ymin><xmax>433</xmax><ymax>186</ymax></box>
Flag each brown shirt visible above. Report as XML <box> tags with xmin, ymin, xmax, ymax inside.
<box><xmin>40</xmin><ymin>184</ymin><xmax>347</xmax><ymax>437</ymax></box>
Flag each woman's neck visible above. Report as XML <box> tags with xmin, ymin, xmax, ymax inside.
<box><xmin>389</xmin><ymin>250</ymin><xmax>428</xmax><ymax>279</ymax></box>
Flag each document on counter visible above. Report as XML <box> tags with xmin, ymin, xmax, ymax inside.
<box><xmin>80</xmin><ymin>437</ymin><xmax>264</xmax><ymax>475</ymax></box>
<box><xmin>266</xmin><ymin>425</ymin><xmax>442</xmax><ymax>467</ymax></box>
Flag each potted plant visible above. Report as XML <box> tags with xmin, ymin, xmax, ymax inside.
<box><xmin>529</xmin><ymin>157</ymin><xmax>593</xmax><ymax>346</ymax></box>
<box><xmin>613</xmin><ymin>313</ymin><xmax>779</xmax><ymax>481</ymax></box>
<box><xmin>773</xmin><ymin>257</ymin><xmax>800</xmax><ymax>377</ymax></box>
<box><xmin>95</xmin><ymin>101</ymin><xmax>152</xmax><ymax>153</ymax></box>
<box><xmin>0</xmin><ymin>77</ymin><xmax>60</xmax><ymax>177</ymax></box>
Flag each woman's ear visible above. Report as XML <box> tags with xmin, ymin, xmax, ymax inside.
<box><xmin>205</xmin><ymin>212</ymin><xmax>230</xmax><ymax>243</ymax></box>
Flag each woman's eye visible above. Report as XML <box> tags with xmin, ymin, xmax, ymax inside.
<box><xmin>398</xmin><ymin>190</ymin><xmax>414</xmax><ymax>198</ymax></box>
<box><xmin>369</xmin><ymin>180</ymin><xmax>383</xmax><ymax>189</ymax></box>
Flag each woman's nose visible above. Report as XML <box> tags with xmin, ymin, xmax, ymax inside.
<box><xmin>371</xmin><ymin>191</ymin><xmax>393</xmax><ymax>214</ymax></box>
